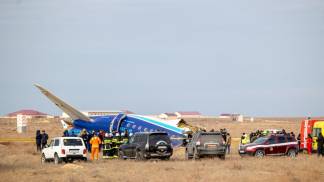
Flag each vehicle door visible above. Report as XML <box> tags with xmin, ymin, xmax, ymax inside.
<box><xmin>264</xmin><ymin>136</ymin><xmax>276</xmax><ymax>155</ymax></box>
<box><xmin>44</xmin><ymin>139</ymin><xmax>54</xmax><ymax>159</ymax></box>
<box><xmin>276</xmin><ymin>136</ymin><xmax>288</xmax><ymax>154</ymax></box>
<box><xmin>53</xmin><ymin>138</ymin><xmax>60</xmax><ymax>156</ymax></box>
<box><xmin>123</xmin><ymin>135</ymin><xmax>138</xmax><ymax>158</ymax></box>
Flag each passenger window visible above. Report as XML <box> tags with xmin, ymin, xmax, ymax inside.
<box><xmin>54</xmin><ymin>139</ymin><xmax>60</xmax><ymax>146</ymax></box>
<box><xmin>267</xmin><ymin>137</ymin><xmax>276</xmax><ymax>144</ymax></box>
<box><xmin>278</xmin><ymin>136</ymin><xmax>286</xmax><ymax>143</ymax></box>
<box><xmin>129</xmin><ymin>136</ymin><xmax>135</xmax><ymax>143</ymax></box>
<box><xmin>287</xmin><ymin>137</ymin><xmax>293</xmax><ymax>142</ymax></box>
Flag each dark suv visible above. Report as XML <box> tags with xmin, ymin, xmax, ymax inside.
<box><xmin>239</xmin><ymin>134</ymin><xmax>298</xmax><ymax>157</ymax></box>
<box><xmin>119</xmin><ymin>132</ymin><xmax>173</xmax><ymax>160</ymax></box>
<box><xmin>185</xmin><ymin>131</ymin><xmax>226</xmax><ymax>160</ymax></box>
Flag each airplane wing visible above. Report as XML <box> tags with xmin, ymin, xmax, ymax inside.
<box><xmin>34</xmin><ymin>84</ymin><xmax>92</xmax><ymax>122</ymax></box>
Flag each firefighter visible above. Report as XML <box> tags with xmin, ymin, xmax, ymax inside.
<box><xmin>103</xmin><ymin>133</ymin><xmax>113</xmax><ymax>159</ymax></box>
<box><xmin>111</xmin><ymin>132</ymin><xmax>119</xmax><ymax>158</ymax></box>
<box><xmin>121</xmin><ymin>132</ymin><xmax>128</xmax><ymax>144</ymax></box>
<box><xmin>90</xmin><ymin>133</ymin><xmax>102</xmax><ymax>160</ymax></box>
<box><xmin>307</xmin><ymin>134</ymin><xmax>313</xmax><ymax>155</ymax></box>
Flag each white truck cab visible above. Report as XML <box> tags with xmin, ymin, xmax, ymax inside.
<box><xmin>41</xmin><ymin>137</ymin><xmax>87</xmax><ymax>164</ymax></box>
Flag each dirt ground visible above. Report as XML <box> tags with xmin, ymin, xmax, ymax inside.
<box><xmin>1</xmin><ymin>117</ymin><xmax>324</xmax><ymax>182</ymax></box>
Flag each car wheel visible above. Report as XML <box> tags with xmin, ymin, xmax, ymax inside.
<box><xmin>185</xmin><ymin>150</ymin><xmax>192</xmax><ymax>160</ymax></box>
<box><xmin>219</xmin><ymin>154</ymin><xmax>225</xmax><ymax>160</ymax></box>
<box><xmin>83</xmin><ymin>157</ymin><xmax>87</xmax><ymax>162</ymax></box>
<box><xmin>119</xmin><ymin>150</ymin><xmax>126</xmax><ymax>160</ymax></box>
<box><xmin>161</xmin><ymin>156</ymin><xmax>170</xmax><ymax>160</ymax></box>
<box><xmin>41</xmin><ymin>153</ymin><xmax>47</xmax><ymax>164</ymax></box>
<box><xmin>287</xmin><ymin>149</ymin><xmax>297</xmax><ymax>158</ymax></box>
<box><xmin>255</xmin><ymin>150</ymin><xmax>265</xmax><ymax>158</ymax></box>
<box><xmin>193</xmin><ymin>148</ymin><xmax>199</xmax><ymax>160</ymax></box>
<box><xmin>54</xmin><ymin>153</ymin><xmax>62</xmax><ymax>164</ymax></box>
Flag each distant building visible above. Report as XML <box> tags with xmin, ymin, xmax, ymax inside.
<box><xmin>159</xmin><ymin>113</ymin><xmax>178</xmax><ymax>120</ymax></box>
<box><xmin>6</xmin><ymin>109</ymin><xmax>52</xmax><ymax>118</ymax></box>
<box><xmin>175</xmin><ymin>111</ymin><xmax>201</xmax><ymax>118</ymax></box>
<box><xmin>62</xmin><ymin>110</ymin><xmax>134</xmax><ymax>118</ymax></box>
<box><xmin>219</xmin><ymin>113</ymin><xmax>243</xmax><ymax>121</ymax></box>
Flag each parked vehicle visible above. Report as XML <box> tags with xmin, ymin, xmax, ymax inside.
<box><xmin>41</xmin><ymin>137</ymin><xmax>87</xmax><ymax>164</ymax></box>
<box><xmin>119</xmin><ymin>132</ymin><xmax>173</xmax><ymax>160</ymax></box>
<box><xmin>185</xmin><ymin>131</ymin><xmax>226</xmax><ymax>160</ymax></box>
<box><xmin>239</xmin><ymin>134</ymin><xmax>298</xmax><ymax>158</ymax></box>
<box><xmin>300</xmin><ymin>119</ymin><xmax>324</xmax><ymax>151</ymax></box>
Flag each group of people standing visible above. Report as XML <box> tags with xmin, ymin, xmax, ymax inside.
<box><xmin>305</xmin><ymin>133</ymin><xmax>324</xmax><ymax>156</ymax></box>
<box><xmin>35</xmin><ymin>130</ymin><xmax>49</xmax><ymax>152</ymax></box>
<box><xmin>64</xmin><ymin>129</ymin><xmax>130</xmax><ymax>160</ymax></box>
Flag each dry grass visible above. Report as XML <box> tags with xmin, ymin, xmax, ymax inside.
<box><xmin>0</xmin><ymin>117</ymin><xmax>324</xmax><ymax>181</ymax></box>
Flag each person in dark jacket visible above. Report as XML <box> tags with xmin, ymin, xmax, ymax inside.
<box><xmin>63</xmin><ymin>129</ymin><xmax>69</xmax><ymax>137</ymax></box>
<box><xmin>41</xmin><ymin>130</ymin><xmax>49</xmax><ymax>149</ymax></box>
<box><xmin>317</xmin><ymin>133</ymin><xmax>324</xmax><ymax>157</ymax></box>
<box><xmin>297</xmin><ymin>134</ymin><xmax>301</xmax><ymax>151</ymax></box>
<box><xmin>35</xmin><ymin>130</ymin><xmax>42</xmax><ymax>152</ymax></box>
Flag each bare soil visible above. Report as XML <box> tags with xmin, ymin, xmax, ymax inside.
<box><xmin>0</xmin><ymin>117</ymin><xmax>323</xmax><ymax>182</ymax></box>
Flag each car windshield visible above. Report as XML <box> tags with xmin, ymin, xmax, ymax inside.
<box><xmin>63</xmin><ymin>138</ymin><xmax>83</xmax><ymax>146</ymax></box>
<box><xmin>253</xmin><ymin>137</ymin><xmax>268</xmax><ymax>144</ymax></box>
<box><xmin>199</xmin><ymin>133</ymin><xmax>223</xmax><ymax>143</ymax></box>
<box><xmin>149</xmin><ymin>134</ymin><xmax>170</xmax><ymax>145</ymax></box>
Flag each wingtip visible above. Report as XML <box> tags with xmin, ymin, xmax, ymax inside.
<box><xmin>34</xmin><ymin>84</ymin><xmax>47</xmax><ymax>92</ymax></box>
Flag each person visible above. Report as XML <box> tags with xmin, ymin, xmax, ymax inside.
<box><xmin>63</xmin><ymin>129</ymin><xmax>69</xmax><ymax>137</ymax></box>
<box><xmin>111</xmin><ymin>133</ymin><xmax>120</xmax><ymax>158</ymax></box>
<box><xmin>41</xmin><ymin>130</ymin><xmax>49</xmax><ymax>149</ymax></box>
<box><xmin>241</xmin><ymin>133</ymin><xmax>249</xmax><ymax>145</ymax></box>
<box><xmin>226</xmin><ymin>133</ymin><xmax>231</xmax><ymax>154</ymax></box>
<box><xmin>317</xmin><ymin>133</ymin><xmax>324</xmax><ymax>157</ymax></box>
<box><xmin>307</xmin><ymin>134</ymin><xmax>313</xmax><ymax>155</ymax></box>
<box><xmin>103</xmin><ymin>133</ymin><xmax>113</xmax><ymax>159</ymax></box>
<box><xmin>35</xmin><ymin>130</ymin><xmax>42</xmax><ymax>152</ymax></box>
<box><xmin>79</xmin><ymin>129</ymin><xmax>89</xmax><ymax>150</ymax></box>
<box><xmin>89</xmin><ymin>133</ymin><xmax>102</xmax><ymax>160</ymax></box>
<box><xmin>297</xmin><ymin>134</ymin><xmax>301</xmax><ymax>151</ymax></box>
<box><xmin>87</xmin><ymin>131</ymin><xmax>94</xmax><ymax>152</ymax></box>
<box><xmin>98</xmin><ymin>130</ymin><xmax>105</xmax><ymax>152</ymax></box>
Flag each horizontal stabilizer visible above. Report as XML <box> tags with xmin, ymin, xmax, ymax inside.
<box><xmin>34</xmin><ymin>84</ymin><xmax>92</xmax><ymax>122</ymax></box>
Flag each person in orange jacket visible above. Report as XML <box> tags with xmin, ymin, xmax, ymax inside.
<box><xmin>307</xmin><ymin>134</ymin><xmax>313</xmax><ymax>155</ymax></box>
<box><xmin>90</xmin><ymin>132</ymin><xmax>102</xmax><ymax>160</ymax></box>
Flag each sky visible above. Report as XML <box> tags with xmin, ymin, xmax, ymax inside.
<box><xmin>1</xmin><ymin>0</ymin><xmax>324</xmax><ymax>117</ymax></box>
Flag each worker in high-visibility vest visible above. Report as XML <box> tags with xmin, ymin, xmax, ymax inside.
<box><xmin>102</xmin><ymin>133</ymin><xmax>113</xmax><ymax>159</ymax></box>
<box><xmin>241</xmin><ymin>133</ymin><xmax>249</xmax><ymax>145</ymax></box>
<box><xmin>110</xmin><ymin>133</ymin><xmax>118</xmax><ymax>158</ymax></box>
<box><xmin>90</xmin><ymin>133</ymin><xmax>102</xmax><ymax>160</ymax></box>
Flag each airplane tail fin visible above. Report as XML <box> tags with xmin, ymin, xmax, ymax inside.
<box><xmin>34</xmin><ymin>84</ymin><xmax>92</xmax><ymax>122</ymax></box>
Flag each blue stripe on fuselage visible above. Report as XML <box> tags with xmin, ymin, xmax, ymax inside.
<box><xmin>128</xmin><ymin>115</ymin><xmax>184</xmax><ymax>134</ymax></box>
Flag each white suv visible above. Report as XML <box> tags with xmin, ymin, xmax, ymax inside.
<box><xmin>41</xmin><ymin>137</ymin><xmax>87</xmax><ymax>164</ymax></box>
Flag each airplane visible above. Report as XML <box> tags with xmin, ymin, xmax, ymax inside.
<box><xmin>34</xmin><ymin>84</ymin><xmax>189</xmax><ymax>147</ymax></box>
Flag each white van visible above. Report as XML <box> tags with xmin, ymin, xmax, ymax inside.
<box><xmin>41</xmin><ymin>137</ymin><xmax>87</xmax><ymax>164</ymax></box>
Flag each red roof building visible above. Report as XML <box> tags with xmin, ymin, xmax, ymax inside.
<box><xmin>7</xmin><ymin>109</ymin><xmax>49</xmax><ymax>117</ymax></box>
